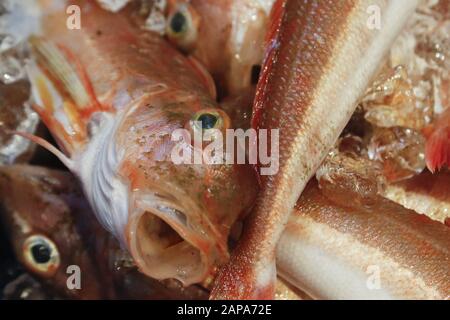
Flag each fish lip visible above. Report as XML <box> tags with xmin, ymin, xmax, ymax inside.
<box><xmin>126</xmin><ymin>189</ymin><xmax>228</xmax><ymax>286</ymax></box>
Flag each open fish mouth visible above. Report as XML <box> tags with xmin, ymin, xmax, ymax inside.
<box><xmin>127</xmin><ymin>190</ymin><xmax>227</xmax><ymax>286</ymax></box>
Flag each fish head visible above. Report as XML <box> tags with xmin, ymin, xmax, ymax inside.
<box><xmin>165</xmin><ymin>0</ymin><xmax>273</xmax><ymax>96</ymax></box>
<box><xmin>116</xmin><ymin>93</ymin><xmax>258</xmax><ymax>285</ymax></box>
<box><xmin>0</xmin><ymin>165</ymin><xmax>106</xmax><ymax>299</ymax></box>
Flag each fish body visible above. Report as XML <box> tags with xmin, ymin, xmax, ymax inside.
<box><xmin>277</xmin><ymin>152</ymin><xmax>450</xmax><ymax>299</ymax></box>
<box><xmin>212</xmin><ymin>0</ymin><xmax>419</xmax><ymax>299</ymax></box>
<box><xmin>383</xmin><ymin>171</ymin><xmax>450</xmax><ymax>224</ymax></box>
<box><xmin>278</xmin><ymin>180</ymin><xmax>450</xmax><ymax>300</ymax></box>
<box><xmin>16</xmin><ymin>0</ymin><xmax>258</xmax><ymax>286</ymax></box>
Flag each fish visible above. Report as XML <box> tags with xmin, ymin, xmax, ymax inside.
<box><xmin>383</xmin><ymin>170</ymin><xmax>450</xmax><ymax>224</ymax></box>
<box><xmin>165</xmin><ymin>0</ymin><xmax>274</xmax><ymax>96</ymax></box>
<box><xmin>9</xmin><ymin>0</ymin><xmax>258</xmax><ymax>286</ymax></box>
<box><xmin>211</xmin><ymin>0</ymin><xmax>420</xmax><ymax>299</ymax></box>
<box><xmin>0</xmin><ymin>163</ymin><xmax>301</xmax><ymax>300</ymax></box>
<box><xmin>218</xmin><ymin>76</ymin><xmax>450</xmax><ymax>300</ymax></box>
<box><xmin>277</xmin><ymin>152</ymin><xmax>450</xmax><ymax>299</ymax></box>
<box><xmin>278</xmin><ymin>181</ymin><xmax>450</xmax><ymax>300</ymax></box>
<box><xmin>0</xmin><ymin>165</ymin><xmax>110</xmax><ymax>299</ymax></box>
<box><xmin>0</xmin><ymin>164</ymin><xmax>209</xmax><ymax>299</ymax></box>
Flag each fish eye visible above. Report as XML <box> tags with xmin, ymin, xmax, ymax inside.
<box><xmin>22</xmin><ymin>235</ymin><xmax>60</xmax><ymax>277</ymax></box>
<box><xmin>170</xmin><ymin>12</ymin><xmax>187</xmax><ymax>34</ymax></box>
<box><xmin>190</xmin><ymin>109</ymin><xmax>231</xmax><ymax>132</ymax></box>
<box><xmin>166</xmin><ymin>4</ymin><xmax>199</xmax><ymax>52</ymax></box>
<box><xmin>198</xmin><ymin>113</ymin><xmax>218</xmax><ymax>129</ymax></box>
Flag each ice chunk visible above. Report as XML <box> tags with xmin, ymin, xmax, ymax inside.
<box><xmin>367</xmin><ymin>127</ymin><xmax>426</xmax><ymax>182</ymax></box>
<box><xmin>0</xmin><ymin>0</ymin><xmax>42</xmax><ymax>53</ymax></box>
<box><xmin>0</xmin><ymin>80</ymin><xmax>39</xmax><ymax>164</ymax></box>
<box><xmin>316</xmin><ymin>152</ymin><xmax>385</xmax><ymax>208</ymax></box>
<box><xmin>0</xmin><ymin>52</ymin><xmax>25</xmax><ymax>84</ymax></box>
<box><xmin>0</xmin><ymin>33</ymin><xmax>15</xmax><ymax>52</ymax></box>
<box><xmin>362</xmin><ymin>65</ymin><xmax>433</xmax><ymax>130</ymax></box>
<box><xmin>96</xmin><ymin>0</ymin><xmax>131</xmax><ymax>12</ymax></box>
<box><xmin>366</xmin><ymin>7</ymin><xmax>441</xmax><ymax>128</ymax></box>
<box><xmin>145</xmin><ymin>7</ymin><xmax>166</xmax><ymax>35</ymax></box>
<box><xmin>337</xmin><ymin>134</ymin><xmax>366</xmax><ymax>157</ymax></box>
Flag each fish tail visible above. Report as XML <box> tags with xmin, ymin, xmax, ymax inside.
<box><xmin>210</xmin><ymin>253</ymin><xmax>277</xmax><ymax>300</ymax></box>
<box><xmin>425</xmin><ymin>123</ymin><xmax>450</xmax><ymax>173</ymax></box>
<box><xmin>26</xmin><ymin>36</ymin><xmax>113</xmax><ymax>159</ymax></box>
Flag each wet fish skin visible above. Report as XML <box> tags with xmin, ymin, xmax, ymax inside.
<box><xmin>211</xmin><ymin>0</ymin><xmax>420</xmax><ymax>299</ymax></box>
<box><xmin>278</xmin><ymin>179</ymin><xmax>450</xmax><ymax>300</ymax></box>
<box><xmin>278</xmin><ymin>152</ymin><xmax>450</xmax><ymax>299</ymax></box>
<box><xmin>383</xmin><ymin>170</ymin><xmax>450</xmax><ymax>224</ymax></box>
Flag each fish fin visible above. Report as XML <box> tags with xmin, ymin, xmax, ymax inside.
<box><xmin>27</xmin><ymin>36</ymin><xmax>113</xmax><ymax>155</ymax></box>
<box><xmin>26</xmin><ymin>61</ymin><xmax>87</xmax><ymax>155</ymax></box>
<box><xmin>210</xmin><ymin>253</ymin><xmax>276</xmax><ymax>299</ymax></box>
<box><xmin>29</xmin><ymin>36</ymin><xmax>110</xmax><ymax>115</ymax></box>
<box><xmin>9</xmin><ymin>131</ymin><xmax>74</xmax><ymax>171</ymax></box>
<box><xmin>425</xmin><ymin>124</ymin><xmax>450</xmax><ymax>173</ymax></box>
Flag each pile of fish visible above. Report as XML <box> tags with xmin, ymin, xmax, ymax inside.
<box><xmin>0</xmin><ymin>0</ymin><xmax>448</xmax><ymax>300</ymax></box>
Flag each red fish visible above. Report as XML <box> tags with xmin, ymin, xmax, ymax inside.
<box><xmin>8</xmin><ymin>0</ymin><xmax>258</xmax><ymax>286</ymax></box>
<box><xmin>211</xmin><ymin>0</ymin><xmax>419</xmax><ymax>299</ymax></box>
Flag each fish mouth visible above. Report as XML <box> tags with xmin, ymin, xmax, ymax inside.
<box><xmin>127</xmin><ymin>190</ymin><xmax>227</xmax><ymax>286</ymax></box>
